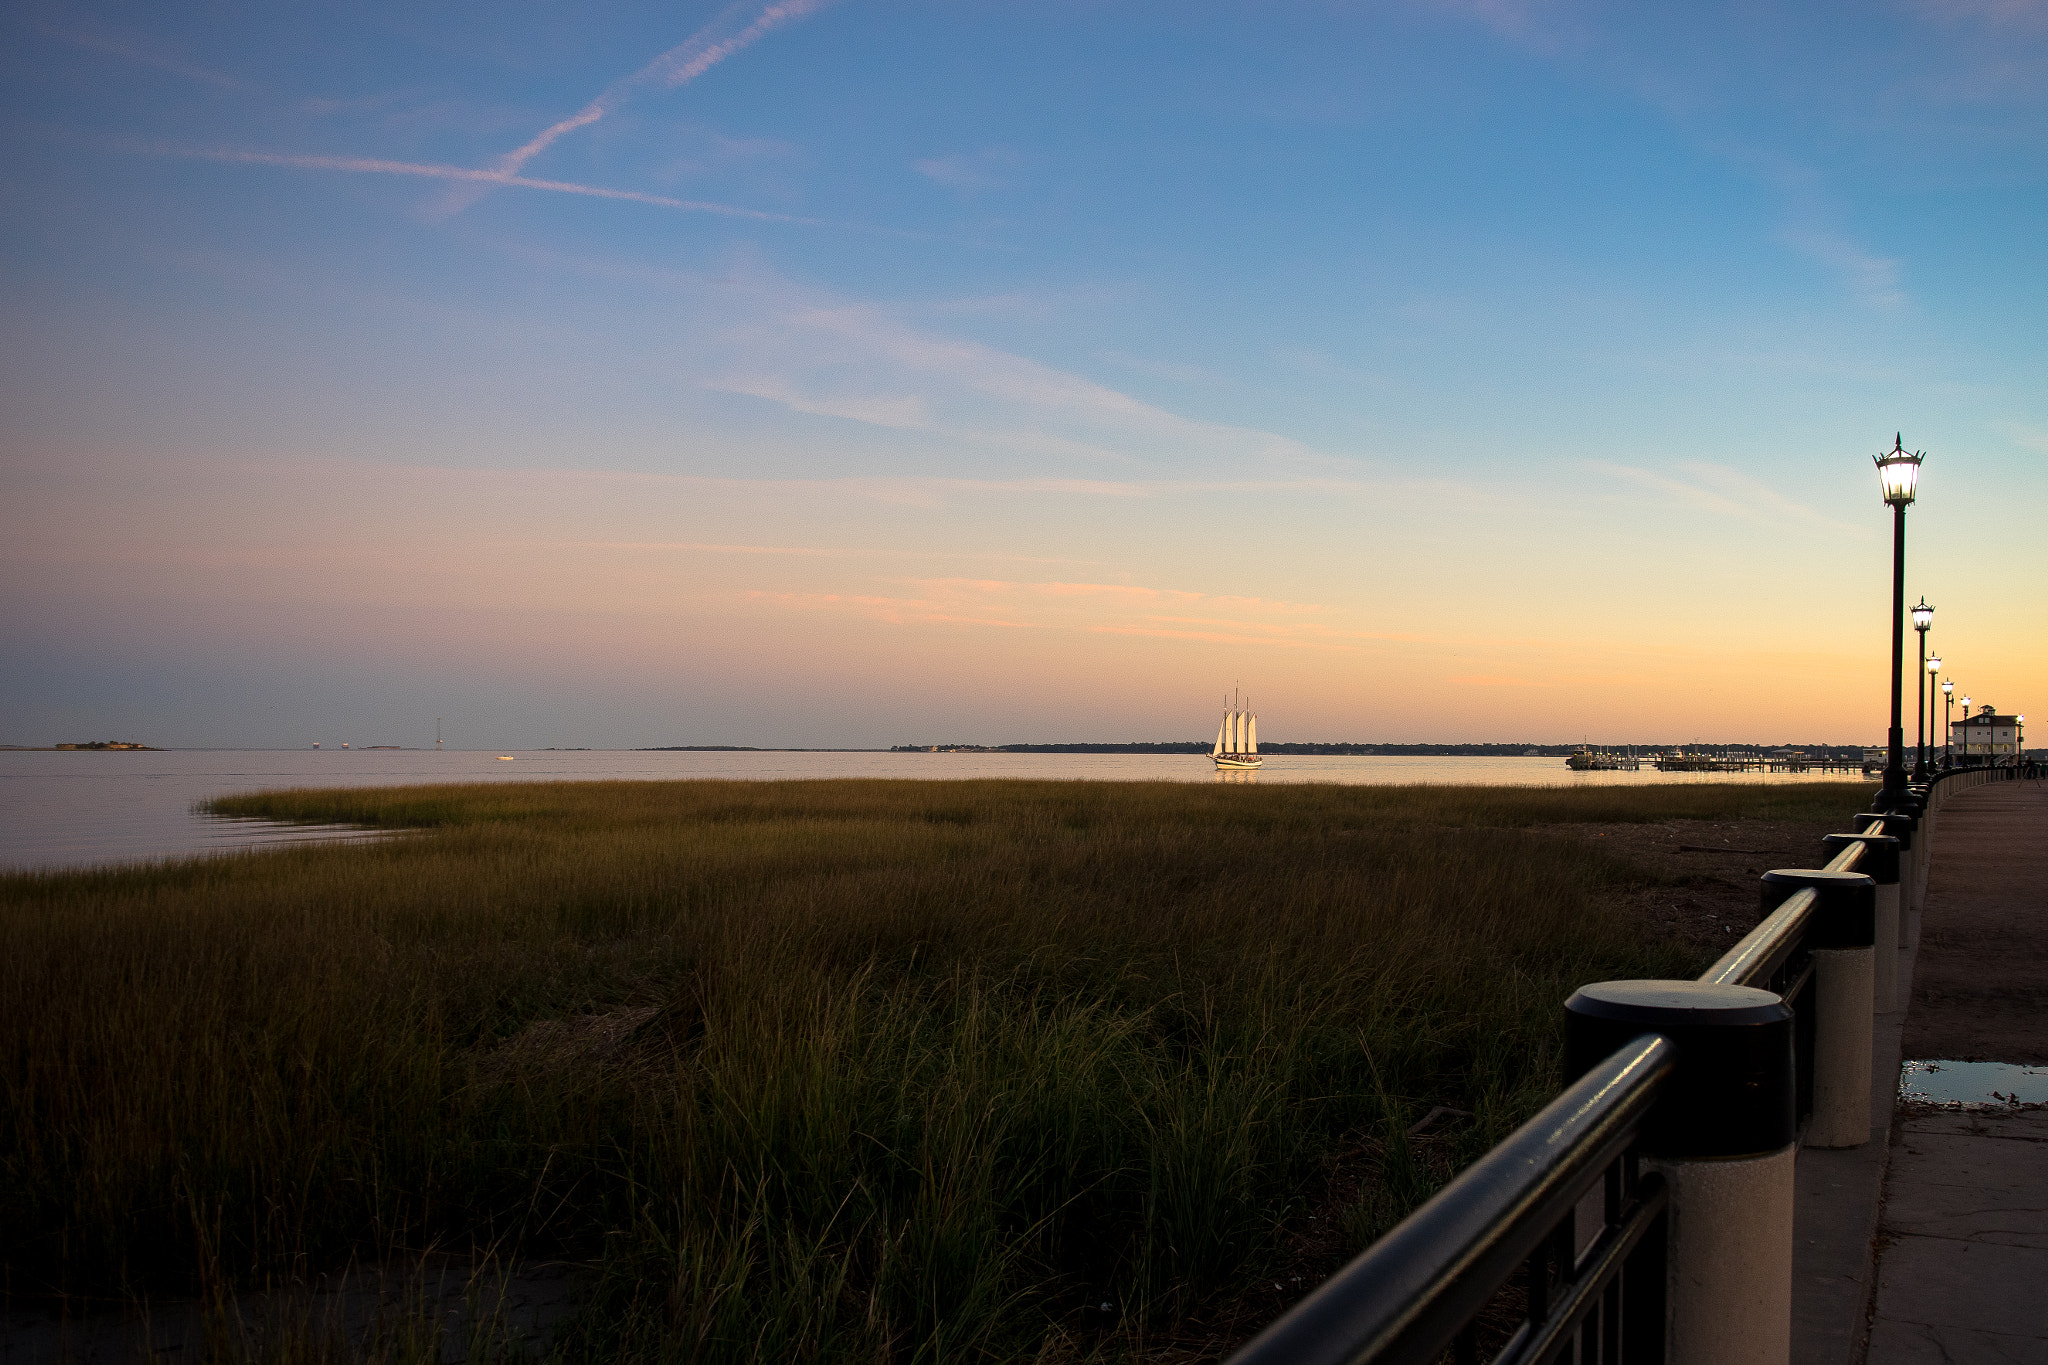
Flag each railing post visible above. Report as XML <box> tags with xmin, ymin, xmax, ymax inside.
<box><xmin>1906</xmin><ymin>784</ymin><xmax>1933</xmax><ymax>907</ymax></box>
<box><xmin>1821</xmin><ymin>834</ymin><xmax>1901</xmax><ymax>1011</ymax></box>
<box><xmin>1758</xmin><ymin>871</ymin><xmax>1877</xmax><ymax>1147</ymax></box>
<box><xmin>1862</xmin><ymin>811</ymin><xmax>1917</xmax><ymax>946</ymax></box>
<box><xmin>1566</xmin><ymin>981</ymin><xmax>1796</xmax><ymax>1365</ymax></box>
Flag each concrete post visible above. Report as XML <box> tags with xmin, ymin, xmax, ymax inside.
<box><xmin>1759</xmin><ymin>870</ymin><xmax>1877</xmax><ymax>1147</ymax></box>
<box><xmin>1862</xmin><ymin>811</ymin><xmax>1916</xmax><ymax>948</ymax></box>
<box><xmin>1907</xmin><ymin>786</ymin><xmax>1933</xmax><ymax>911</ymax></box>
<box><xmin>1821</xmin><ymin>834</ymin><xmax>1901</xmax><ymax>1011</ymax></box>
<box><xmin>1566</xmin><ymin>980</ymin><xmax>1796</xmax><ymax>1365</ymax></box>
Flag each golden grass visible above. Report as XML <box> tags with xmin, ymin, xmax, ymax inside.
<box><xmin>0</xmin><ymin>778</ymin><xmax>1870</xmax><ymax>1361</ymax></box>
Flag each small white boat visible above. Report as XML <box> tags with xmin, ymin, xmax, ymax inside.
<box><xmin>1211</xmin><ymin>693</ymin><xmax>1262</xmax><ymax>770</ymax></box>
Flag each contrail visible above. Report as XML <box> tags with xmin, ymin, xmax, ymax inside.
<box><xmin>436</xmin><ymin>0</ymin><xmax>834</xmax><ymax>218</ymax></box>
<box><xmin>166</xmin><ymin>146</ymin><xmax>824</xmax><ymax>223</ymax></box>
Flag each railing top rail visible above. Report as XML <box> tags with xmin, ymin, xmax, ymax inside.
<box><xmin>1700</xmin><ymin>885</ymin><xmax>1816</xmax><ymax>988</ymax></box>
<box><xmin>1823</xmin><ymin>839</ymin><xmax>1868</xmax><ymax>874</ymax></box>
<box><xmin>1225</xmin><ymin>1034</ymin><xmax>1675</xmax><ymax>1365</ymax></box>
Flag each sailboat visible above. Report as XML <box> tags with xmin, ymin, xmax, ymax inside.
<box><xmin>1212</xmin><ymin>692</ymin><xmax>1262</xmax><ymax>770</ymax></box>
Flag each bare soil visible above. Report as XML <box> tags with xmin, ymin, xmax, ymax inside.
<box><xmin>1537</xmin><ymin>816</ymin><xmax>1853</xmax><ymax>962</ymax></box>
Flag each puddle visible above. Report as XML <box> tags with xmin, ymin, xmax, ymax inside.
<box><xmin>1898</xmin><ymin>1058</ymin><xmax>2048</xmax><ymax>1108</ymax></box>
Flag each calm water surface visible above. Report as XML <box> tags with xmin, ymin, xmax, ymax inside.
<box><xmin>0</xmin><ymin>749</ymin><xmax>1873</xmax><ymax>873</ymax></box>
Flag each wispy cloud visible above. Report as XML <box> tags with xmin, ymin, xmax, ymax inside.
<box><xmin>150</xmin><ymin>145</ymin><xmax>822</xmax><ymax>223</ymax></box>
<box><xmin>903</xmin><ymin>578</ymin><xmax>1324</xmax><ymax>615</ymax></box>
<box><xmin>1095</xmin><ymin>350</ymin><xmax>1235</xmax><ymax>388</ymax></box>
<box><xmin>554</xmin><ymin>469</ymin><xmax>1346</xmax><ymax>503</ymax></box>
<box><xmin>1423</xmin><ymin>0</ymin><xmax>1588</xmax><ymax>56</ymax></box>
<box><xmin>41</xmin><ymin>23</ymin><xmax>243</xmax><ymax>89</ymax></box>
<box><xmin>913</xmin><ymin>148</ymin><xmax>1017</xmax><ymax>191</ymax></box>
<box><xmin>437</xmin><ymin>0</ymin><xmax>834</xmax><ymax>217</ymax></box>
<box><xmin>1778</xmin><ymin>225</ymin><xmax>1906</xmax><ymax>311</ymax></box>
<box><xmin>705</xmin><ymin>281</ymin><xmax>1350</xmax><ymax>475</ymax></box>
<box><xmin>1911</xmin><ymin>0</ymin><xmax>2048</xmax><ymax>27</ymax></box>
<box><xmin>741</xmin><ymin>575</ymin><xmax>1441</xmax><ymax>653</ymax></box>
<box><xmin>746</xmin><ymin>576</ymin><xmax>1331</xmax><ymax>639</ymax></box>
<box><xmin>559</xmin><ymin>540</ymin><xmax>1103</xmax><ymax>566</ymax></box>
<box><xmin>2008</xmin><ymin>426</ymin><xmax>2048</xmax><ymax>457</ymax></box>
<box><xmin>745</xmin><ymin>590</ymin><xmax>1041</xmax><ymax>630</ymax></box>
<box><xmin>1585</xmin><ymin>460</ymin><xmax>1866</xmax><ymax>535</ymax></box>
<box><xmin>1688</xmin><ymin>142</ymin><xmax>1915</xmax><ymax>311</ymax></box>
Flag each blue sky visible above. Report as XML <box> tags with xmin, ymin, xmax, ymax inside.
<box><xmin>3</xmin><ymin>0</ymin><xmax>2042</xmax><ymax>748</ymax></box>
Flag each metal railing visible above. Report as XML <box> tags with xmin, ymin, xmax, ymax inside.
<box><xmin>1229</xmin><ymin>1036</ymin><xmax>1673</xmax><ymax>1365</ymax></box>
<box><xmin>1225</xmin><ymin>768</ymin><xmax>2013</xmax><ymax>1365</ymax></box>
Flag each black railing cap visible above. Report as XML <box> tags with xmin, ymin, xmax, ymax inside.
<box><xmin>1759</xmin><ymin>869</ymin><xmax>1876</xmax><ymax>949</ymax></box>
<box><xmin>1567</xmin><ymin>979</ymin><xmax>1785</xmax><ymax>1028</ymax></box>
<box><xmin>1822</xmin><ymin>832</ymin><xmax>1900</xmax><ymax>883</ymax></box>
<box><xmin>1566</xmin><ymin>980</ymin><xmax>1795</xmax><ymax>1158</ymax></box>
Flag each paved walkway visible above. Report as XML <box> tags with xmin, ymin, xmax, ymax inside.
<box><xmin>1866</xmin><ymin>779</ymin><xmax>2048</xmax><ymax>1363</ymax></box>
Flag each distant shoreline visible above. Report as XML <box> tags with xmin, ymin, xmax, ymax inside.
<box><xmin>881</xmin><ymin>742</ymin><xmax>1878</xmax><ymax>759</ymax></box>
<box><xmin>1</xmin><ymin>743</ymin><xmax>1895</xmax><ymax>759</ymax></box>
<box><xmin>0</xmin><ymin>743</ymin><xmax>162</xmax><ymax>752</ymax></box>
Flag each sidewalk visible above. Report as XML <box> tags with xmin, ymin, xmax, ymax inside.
<box><xmin>1866</xmin><ymin>779</ymin><xmax>2048</xmax><ymax>1363</ymax></box>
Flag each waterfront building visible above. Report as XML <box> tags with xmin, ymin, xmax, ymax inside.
<box><xmin>1951</xmin><ymin>704</ymin><xmax>2022</xmax><ymax>761</ymax></box>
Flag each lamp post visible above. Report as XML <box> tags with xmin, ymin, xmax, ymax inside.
<box><xmin>1942</xmin><ymin>677</ymin><xmax>1954</xmax><ymax>768</ymax></box>
<box><xmin>1911</xmin><ymin>599</ymin><xmax>1934</xmax><ymax>780</ymax></box>
<box><xmin>1960</xmin><ymin>694</ymin><xmax>1972</xmax><ymax>765</ymax></box>
<box><xmin>1875</xmin><ymin>435</ymin><xmax>1924</xmax><ymax>807</ymax></box>
<box><xmin>1924</xmin><ymin>654</ymin><xmax>1941</xmax><ymax>775</ymax></box>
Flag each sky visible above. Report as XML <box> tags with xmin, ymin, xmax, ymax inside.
<box><xmin>2</xmin><ymin>0</ymin><xmax>2043</xmax><ymax>749</ymax></box>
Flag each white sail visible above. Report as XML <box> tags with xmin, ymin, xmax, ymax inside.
<box><xmin>1208</xmin><ymin>697</ymin><xmax>1263</xmax><ymax>769</ymax></box>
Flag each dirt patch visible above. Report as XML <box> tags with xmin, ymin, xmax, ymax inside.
<box><xmin>477</xmin><ymin>998</ymin><xmax>704</xmax><ymax>1087</ymax></box>
<box><xmin>0</xmin><ymin>1254</ymin><xmax>580</xmax><ymax>1363</ymax></box>
<box><xmin>1535</xmin><ymin>817</ymin><xmax>1853</xmax><ymax>960</ymax></box>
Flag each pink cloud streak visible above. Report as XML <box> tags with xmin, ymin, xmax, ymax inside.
<box><xmin>160</xmin><ymin>145</ymin><xmax>819</xmax><ymax>222</ymax></box>
<box><xmin>438</xmin><ymin>0</ymin><xmax>835</xmax><ymax>217</ymax></box>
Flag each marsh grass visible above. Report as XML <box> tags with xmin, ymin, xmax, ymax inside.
<box><xmin>0</xmin><ymin>779</ymin><xmax>1869</xmax><ymax>1361</ymax></box>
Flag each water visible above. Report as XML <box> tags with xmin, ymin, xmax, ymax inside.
<box><xmin>0</xmin><ymin>749</ymin><xmax>1872</xmax><ymax>873</ymax></box>
<box><xmin>1898</xmin><ymin>1059</ymin><xmax>2048</xmax><ymax>1108</ymax></box>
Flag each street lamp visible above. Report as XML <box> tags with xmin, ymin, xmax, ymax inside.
<box><xmin>1960</xmin><ymin>694</ymin><xmax>1972</xmax><ymax>765</ymax></box>
<box><xmin>1875</xmin><ymin>434</ymin><xmax>1925</xmax><ymax>808</ymax></box>
<box><xmin>1942</xmin><ymin>677</ymin><xmax>1954</xmax><ymax>768</ymax></box>
<box><xmin>1924</xmin><ymin>653</ymin><xmax>1941</xmax><ymax>775</ymax></box>
<box><xmin>1911</xmin><ymin>598</ymin><xmax>1934</xmax><ymax>780</ymax></box>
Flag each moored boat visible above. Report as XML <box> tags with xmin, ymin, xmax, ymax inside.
<box><xmin>1566</xmin><ymin>745</ymin><xmax>1639</xmax><ymax>771</ymax></box>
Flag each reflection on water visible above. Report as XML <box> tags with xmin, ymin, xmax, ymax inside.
<box><xmin>1213</xmin><ymin>768</ymin><xmax>1259</xmax><ymax>785</ymax></box>
<box><xmin>1899</xmin><ymin>1059</ymin><xmax>2048</xmax><ymax>1108</ymax></box>
<box><xmin>1</xmin><ymin>749</ymin><xmax>1872</xmax><ymax>873</ymax></box>
<box><xmin>199</xmin><ymin>816</ymin><xmax>403</xmax><ymax>855</ymax></box>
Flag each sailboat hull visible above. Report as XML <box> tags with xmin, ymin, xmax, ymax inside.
<box><xmin>1212</xmin><ymin>754</ymin><xmax>1262</xmax><ymax>769</ymax></box>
